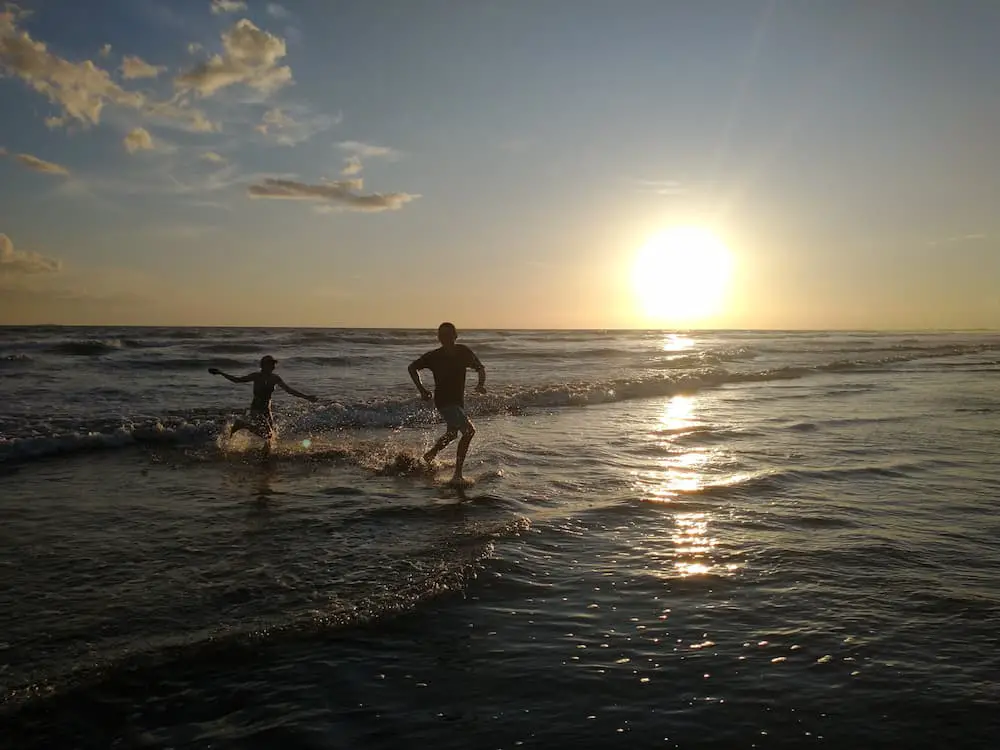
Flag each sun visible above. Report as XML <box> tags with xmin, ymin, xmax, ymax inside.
<box><xmin>632</xmin><ymin>227</ymin><xmax>733</xmax><ymax>325</ymax></box>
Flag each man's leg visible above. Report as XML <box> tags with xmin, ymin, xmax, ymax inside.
<box><xmin>452</xmin><ymin>421</ymin><xmax>476</xmax><ymax>482</ymax></box>
<box><xmin>424</xmin><ymin>431</ymin><xmax>457</xmax><ymax>464</ymax></box>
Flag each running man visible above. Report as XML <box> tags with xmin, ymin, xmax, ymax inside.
<box><xmin>209</xmin><ymin>355</ymin><xmax>317</xmax><ymax>451</ymax></box>
<box><xmin>408</xmin><ymin>322</ymin><xmax>486</xmax><ymax>484</ymax></box>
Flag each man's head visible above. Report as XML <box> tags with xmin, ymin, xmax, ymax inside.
<box><xmin>437</xmin><ymin>322</ymin><xmax>458</xmax><ymax>346</ymax></box>
<box><xmin>260</xmin><ymin>355</ymin><xmax>277</xmax><ymax>372</ymax></box>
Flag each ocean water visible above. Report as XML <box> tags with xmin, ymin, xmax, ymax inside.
<box><xmin>2</xmin><ymin>326</ymin><xmax>999</xmax><ymax>749</ymax></box>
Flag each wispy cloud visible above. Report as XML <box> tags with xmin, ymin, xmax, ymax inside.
<box><xmin>255</xmin><ymin>106</ymin><xmax>295</xmax><ymax>134</ymax></box>
<box><xmin>200</xmin><ymin>151</ymin><xmax>227</xmax><ymax>163</ymax></box>
<box><xmin>0</xmin><ymin>8</ymin><xmax>214</xmax><ymax>132</ymax></box>
<box><xmin>247</xmin><ymin>177</ymin><xmax>419</xmax><ymax>212</ymax></box>
<box><xmin>0</xmin><ymin>8</ymin><xmax>144</xmax><ymax>126</ymax></box>
<box><xmin>337</xmin><ymin>141</ymin><xmax>397</xmax><ymax>159</ymax></box>
<box><xmin>341</xmin><ymin>155</ymin><xmax>362</xmax><ymax>176</ymax></box>
<box><xmin>123</xmin><ymin>127</ymin><xmax>155</xmax><ymax>153</ymax></box>
<box><xmin>335</xmin><ymin>141</ymin><xmax>397</xmax><ymax>175</ymax></box>
<box><xmin>255</xmin><ymin>106</ymin><xmax>340</xmax><ymax>146</ymax></box>
<box><xmin>120</xmin><ymin>55</ymin><xmax>166</xmax><ymax>80</ymax></box>
<box><xmin>210</xmin><ymin>0</ymin><xmax>247</xmax><ymax>14</ymax></box>
<box><xmin>99</xmin><ymin>43</ymin><xmax>112</xmax><ymax>58</ymax></box>
<box><xmin>267</xmin><ymin>3</ymin><xmax>290</xmax><ymax>19</ymax></box>
<box><xmin>2</xmin><ymin>150</ymin><xmax>71</xmax><ymax>175</ymax></box>
<box><xmin>928</xmin><ymin>233</ymin><xmax>989</xmax><ymax>248</ymax></box>
<box><xmin>0</xmin><ymin>233</ymin><xmax>62</xmax><ymax>275</ymax></box>
<box><xmin>635</xmin><ymin>178</ymin><xmax>688</xmax><ymax>196</ymax></box>
<box><xmin>175</xmin><ymin>19</ymin><xmax>292</xmax><ymax>97</ymax></box>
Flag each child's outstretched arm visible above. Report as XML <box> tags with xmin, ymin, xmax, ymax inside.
<box><xmin>209</xmin><ymin>368</ymin><xmax>255</xmax><ymax>384</ymax></box>
<box><xmin>276</xmin><ymin>376</ymin><xmax>318</xmax><ymax>402</ymax></box>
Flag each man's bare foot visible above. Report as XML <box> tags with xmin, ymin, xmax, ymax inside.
<box><xmin>447</xmin><ymin>474</ymin><xmax>472</xmax><ymax>487</ymax></box>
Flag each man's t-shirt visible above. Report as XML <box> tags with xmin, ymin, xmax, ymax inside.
<box><xmin>413</xmin><ymin>344</ymin><xmax>482</xmax><ymax>408</ymax></box>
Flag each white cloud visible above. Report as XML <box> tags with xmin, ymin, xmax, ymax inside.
<box><xmin>926</xmin><ymin>233</ymin><xmax>990</xmax><ymax>249</ymax></box>
<box><xmin>144</xmin><ymin>100</ymin><xmax>219</xmax><ymax>133</ymax></box>
<box><xmin>635</xmin><ymin>178</ymin><xmax>687</xmax><ymax>196</ymax></box>
<box><xmin>120</xmin><ymin>55</ymin><xmax>166</xmax><ymax>80</ymax></box>
<box><xmin>337</xmin><ymin>141</ymin><xmax>396</xmax><ymax>159</ymax></box>
<box><xmin>8</xmin><ymin>152</ymin><xmax>70</xmax><ymax>175</ymax></box>
<box><xmin>255</xmin><ymin>106</ymin><xmax>295</xmax><ymax>134</ymax></box>
<box><xmin>255</xmin><ymin>106</ymin><xmax>339</xmax><ymax>145</ymax></box>
<box><xmin>175</xmin><ymin>19</ymin><xmax>292</xmax><ymax>97</ymax></box>
<box><xmin>0</xmin><ymin>8</ymin><xmax>145</xmax><ymax>126</ymax></box>
<box><xmin>0</xmin><ymin>234</ymin><xmax>62</xmax><ymax>275</ymax></box>
<box><xmin>210</xmin><ymin>0</ymin><xmax>247</xmax><ymax>14</ymax></box>
<box><xmin>335</xmin><ymin>142</ymin><xmax>397</xmax><ymax>174</ymax></box>
<box><xmin>200</xmin><ymin>151</ymin><xmax>227</xmax><ymax>163</ymax></box>
<box><xmin>267</xmin><ymin>3</ymin><xmax>290</xmax><ymax>18</ymax></box>
<box><xmin>0</xmin><ymin>9</ymin><xmax>215</xmax><ymax>132</ymax></box>
<box><xmin>247</xmin><ymin>177</ymin><xmax>419</xmax><ymax>212</ymax></box>
<box><xmin>340</xmin><ymin>155</ymin><xmax>362</xmax><ymax>176</ymax></box>
<box><xmin>124</xmin><ymin>127</ymin><xmax>155</xmax><ymax>153</ymax></box>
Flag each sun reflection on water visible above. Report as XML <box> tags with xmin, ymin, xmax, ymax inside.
<box><xmin>661</xmin><ymin>333</ymin><xmax>696</xmax><ymax>352</ymax></box>
<box><xmin>643</xmin><ymin>395</ymin><xmax>708</xmax><ymax>500</ymax></box>
<box><xmin>635</xmin><ymin>394</ymin><xmax>740</xmax><ymax>579</ymax></box>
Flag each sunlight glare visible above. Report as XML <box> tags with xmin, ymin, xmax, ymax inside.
<box><xmin>633</xmin><ymin>227</ymin><xmax>733</xmax><ymax>325</ymax></box>
<box><xmin>661</xmin><ymin>333</ymin><xmax>695</xmax><ymax>352</ymax></box>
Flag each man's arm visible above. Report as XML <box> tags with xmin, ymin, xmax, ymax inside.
<box><xmin>409</xmin><ymin>357</ymin><xmax>432</xmax><ymax>400</ymax></box>
<box><xmin>209</xmin><ymin>368</ymin><xmax>254</xmax><ymax>384</ymax></box>
<box><xmin>466</xmin><ymin>348</ymin><xmax>487</xmax><ymax>393</ymax></box>
<box><xmin>275</xmin><ymin>376</ymin><xmax>318</xmax><ymax>402</ymax></box>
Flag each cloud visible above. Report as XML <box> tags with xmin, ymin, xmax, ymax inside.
<box><xmin>124</xmin><ymin>127</ymin><xmax>155</xmax><ymax>153</ymax></box>
<box><xmin>0</xmin><ymin>234</ymin><xmax>62</xmax><ymax>275</ymax></box>
<box><xmin>120</xmin><ymin>54</ymin><xmax>165</xmax><ymax>80</ymax></box>
<box><xmin>635</xmin><ymin>178</ymin><xmax>688</xmax><ymax>196</ymax></box>
<box><xmin>0</xmin><ymin>8</ymin><xmax>145</xmax><ymax>125</ymax></box>
<box><xmin>267</xmin><ymin>3</ymin><xmax>290</xmax><ymax>18</ymax></box>
<box><xmin>0</xmin><ymin>9</ymin><xmax>215</xmax><ymax>132</ymax></box>
<box><xmin>255</xmin><ymin>106</ymin><xmax>295</xmax><ymax>133</ymax></box>
<box><xmin>9</xmin><ymin>152</ymin><xmax>70</xmax><ymax>175</ymax></box>
<box><xmin>247</xmin><ymin>178</ymin><xmax>419</xmax><ymax>212</ymax></box>
<box><xmin>338</xmin><ymin>141</ymin><xmax>396</xmax><ymax>159</ymax></box>
<box><xmin>175</xmin><ymin>19</ymin><xmax>292</xmax><ymax>97</ymax></box>
<box><xmin>928</xmin><ymin>233</ymin><xmax>989</xmax><ymax>248</ymax></box>
<box><xmin>255</xmin><ymin>106</ymin><xmax>339</xmax><ymax>145</ymax></box>
<box><xmin>187</xmin><ymin>42</ymin><xmax>203</xmax><ymax>54</ymax></box>
<box><xmin>200</xmin><ymin>151</ymin><xmax>226</xmax><ymax>163</ymax></box>
<box><xmin>144</xmin><ymin>100</ymin><xmax>219</xmax><ymax>133</ymax></box>
<box><xmin>210</xmin><ymin>0</ymin><xmax>247</xmax><ymax>14</ymax></box>
<box><xmin>336</xmin><ymin>142</ymin><xmax>396</xmax><ymax>174</ymax></box>
<box><xmin>341</xmin><ymin>155</ymin><xmax>362</xmax><ymax>176</ymax></box>
<box><xmin>99</xmin><ymin>43</ymin><xmax>112</xmax><ymax>58</ymax></box>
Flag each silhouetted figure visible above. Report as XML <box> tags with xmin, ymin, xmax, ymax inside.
<box><xmin>408</xmin><ymin>322</ymin><xmax>487</xmax><ymax>484</ymax></box>
<box><xmin>209</xmin><ymin>355</ymin><xmax>317</xmax><ymax>454</ymax></box>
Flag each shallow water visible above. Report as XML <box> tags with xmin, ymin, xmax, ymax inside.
<box><xmin>2</xmin><ymin>328</ymin><xmax>999</xmax><ymax>747</ymax></box>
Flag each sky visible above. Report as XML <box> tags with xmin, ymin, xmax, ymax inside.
<box><xmin>1</xmin><ymin>0</ymin><xmax>999</xmax><ymax>329</ymax></box>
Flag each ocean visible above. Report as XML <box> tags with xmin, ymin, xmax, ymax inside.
<box><xmin>2</xmin><ymin>327</ymin><xmax>999</xmax><ymax>748</ymax></box>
